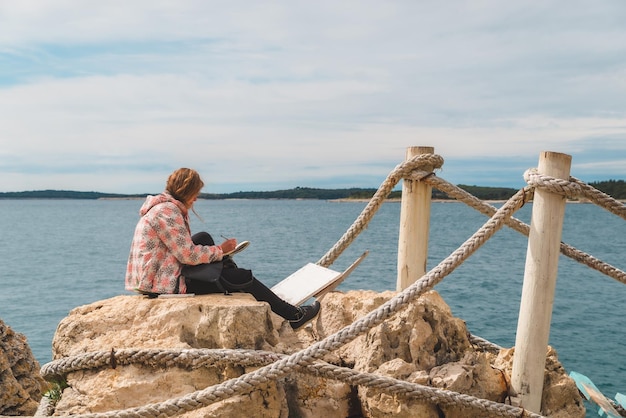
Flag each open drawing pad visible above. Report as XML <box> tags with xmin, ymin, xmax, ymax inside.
<box><xmin>223</xmin><ymin>240</ymin><xmax>250</xmax><ymax>256</ymax></box>
<box><xmin>271</xmin><ymin>251</ymin><xmax>368</xmax><ymax>306</ymax></box>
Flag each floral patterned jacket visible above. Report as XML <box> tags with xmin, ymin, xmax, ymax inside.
<box><xmin>125</xmin><ymin>192</ymin><xmax>223</xmax><ymax>294</ymax></box>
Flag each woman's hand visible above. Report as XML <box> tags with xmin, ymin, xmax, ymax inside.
<box><xmin>219</xmin><ymin>238</ymin><xmax>237</xmax><ymax>254</ymax></box>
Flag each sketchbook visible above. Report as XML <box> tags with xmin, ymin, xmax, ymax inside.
<box><xmin>223</xmin><ymin>240</ymin><xmax>250</xmax><ymax>256</ymax></box>
<box><xmin>271</xmin><ymin>251</ymin><xmax>369</xmax><ymax>306</ymax></box>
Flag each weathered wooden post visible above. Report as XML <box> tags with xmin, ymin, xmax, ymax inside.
<box><xmin>397</xmin><ymin>146</ymin><xmax>434</xmax><ymax>291</ymax></box>
<box><xmin>511</xmin><ymin>151</ymin><xmax>572</xmax><ymax>413</ymax></box>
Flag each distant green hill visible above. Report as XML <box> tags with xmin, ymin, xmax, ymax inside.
<box><xmin>1</xmin><ymin>180</ymin><xmax>624</xmax><ymax>200</ymax></box>
<box><xmin>0</xmin><ymin>190</ymin><xmax>126</xmax><ymax>199</ymax></box>
<box><xmin>202</xmin><ymin>186</ymin><xmax>377</xmax><ymax>200</ymax></box>
<box><xmin>0</xmin><ymin>190</ymin><xmax>144</xmax><ymax>199</ymax></box>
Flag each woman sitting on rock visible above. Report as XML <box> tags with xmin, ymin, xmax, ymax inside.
<box><xmin>125</xmin><ymin>167</ymin><xmax>320</xmax><ymax>330</ymax></box>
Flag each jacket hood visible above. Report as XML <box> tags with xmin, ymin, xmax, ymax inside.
<box><xmin>139</xmin><ymin>192</ymin><xmax>187</xmax><ymax>217</ymax></box>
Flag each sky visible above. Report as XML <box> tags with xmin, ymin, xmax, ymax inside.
<box><xmin>0</xmin><ymin>1</ymin><xmax>625</xmax><ymax>194</ymax></box>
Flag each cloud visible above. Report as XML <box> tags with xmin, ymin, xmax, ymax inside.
<box><xmin>0</xmin><ymin>0</ymin><xmax>624</xmax><ymax>193</ymax></box>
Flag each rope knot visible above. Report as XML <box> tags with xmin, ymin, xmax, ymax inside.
<box><xmin>523</xmin><ymin>168</ymin><xmax>582</xmax><ymax>199</ymax></box>
<box><xmin>406</xmin><ymin>153</ymin><xmax>444</xmax><ymax>173</ymax></box>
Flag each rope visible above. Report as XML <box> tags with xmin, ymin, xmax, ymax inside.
<box><xmin>525</xmin><ymin>169</ymin><xmax>626</xmax><ymax>220</ymax></box>
<box><xmin>524</xmin><ymin>169</ymin><xmax>626</xmax><ymax>285</ymax></box>
<box><xmin>317</xmin><ymin>153</ymin><xmax>443</xmax><ymax>267</ymax></box>
<box><xmin>559</xmin><ymin>242</ymin><xmax>626</xmax><ymax>285</ymax></box>
<box><xmin>420</xmin><ymin>173</ymin><xmax>626</xmax><ymax>286</ymax></box>
<box><xmin>34</xmin><ymin>396</ymin><xmax>54</xmax><ymax>417</ymax></box>
<box><xmin>41</xmin><ymin>349</ymin><xmax>283</xmax><ymax>378</ymax></box>
<box><xmin>39</xmin><ymin>154</ymin><xmax>624</xmax><ymax>418</ymax></box>
<box><xmin>43</xmin><ymin>188</ymin><xmax>531</xmax><ymax>418</ymax></box>
<box><xmin>469</xmin><ymin>334</ymin><xmax>502</xmax><ymax>354</ymax></box>
<box><xmin>42</xmin><ymin>348</ymin><xmax>542</xmax><ymax>418</ymax></box>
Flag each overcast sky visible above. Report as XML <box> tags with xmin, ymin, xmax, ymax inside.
<box><xmin>1</xmin><ymin>1</ymin><xmax>624</xmax><ymax>194</ymax></box>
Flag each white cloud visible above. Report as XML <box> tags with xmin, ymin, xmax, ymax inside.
<box><xmin>1</xmin><ymin>0</ymin><xmax>625</xmax><ymax>193</ymax></box>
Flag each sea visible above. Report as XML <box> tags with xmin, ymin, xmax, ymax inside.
<box><xmin>0</xmin><ymin>198</ymin><xmax>624</xmax><ymax>415</ymax></box>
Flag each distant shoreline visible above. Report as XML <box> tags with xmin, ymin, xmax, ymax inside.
<box><xmin>328</xmin><ymin>198</ymin><xmax>623</xmax><ymax>203</ymax></box>
<box><xmin>2</xmin><ymin>182</ymin><xmax>624</xmax><ymax>203</ymax></box>
<box><xmin>4</xmin><ymin>197</ymin><xmax>622</xmax><ymax>204</ymax></box>
<box><xmin>97</xmin><ymin>197</ymin><xmax>145</xmax><ymax>200</ymax></box>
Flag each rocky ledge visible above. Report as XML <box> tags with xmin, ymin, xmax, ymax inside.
<box><xmin>0</xmin><ymin>319</ymin><xmax>48</xmax><ymax>416</ymax></box>
<box><xmin>34</xmin><ymin>290</ymin><xmax>584</xmax><ymax>417</ymax></box>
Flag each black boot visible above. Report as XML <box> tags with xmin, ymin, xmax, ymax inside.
<box><xmin>290</xmin><ymin>301</ymin><xmax>321</xmax><ymax>330</ymax></box>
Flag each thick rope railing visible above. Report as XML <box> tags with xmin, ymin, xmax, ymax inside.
<box><xmin>315</xmin><ymin>157</ymin><xmax>624</xmax><ymax>362</ymax></box>
<box><xmin>41</xmin><ymin>348</ymin><xmax>542</xmax><ymax>418</ymax></box>
<box><xmin>524</xmin><ymin>170</ymin><xmax>626</xmax><ymax>286</ymax></box>
<box><xmin>316</xmin><ymin>153</ymin><xmax>444</xmax><ymax>268</ymax></box>
<box><xmin>38</xmin><ymin>154</ymin><xmax>623</xmax><ymax>417</ymax></box>
<box><xmin>40</xmin><ymin>187</ymin><xmax>534</xmax><ymax>418</ymax></box>
<box><xmin>407</xmin><ymin>170</ymin><xmax>626</xmax><ymax>286</ymax></box>
<box><xmin>319</xmin><ymin>156</ymin><xmax>625</xmax><ymax>282</ymax></box>
<box><xmin>524</xmin><ymin>169</ymin><xmax>626</xmax><ymax>220</ymax></box>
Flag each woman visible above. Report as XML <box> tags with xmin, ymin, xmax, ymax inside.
<box><xmin>125</xmin><ymin>168</ymin><xmax>320</xmax><ymax>329</ymax></box>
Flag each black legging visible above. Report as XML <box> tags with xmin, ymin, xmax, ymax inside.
<box><xmin>185</xmin><ymin>232</ymin><xmax>300</xmax><ymax>320</ymax></box>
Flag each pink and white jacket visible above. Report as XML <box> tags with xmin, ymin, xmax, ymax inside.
<box><xmin>125</xmin><ymin>192</ymin><xmax>223</xmax><ymax>294</ymax></box>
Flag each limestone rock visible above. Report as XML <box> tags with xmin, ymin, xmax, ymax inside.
<box><xmin>52</xmin><ymin>293</ymin><xmax>288</xmax><ymax>358</ymax></box>
<box><xmin>0</xmin><ymin>318</ymin><xmax>48</xmax><ymax>416</ymax></box>
<box><xmin>319</xmin><ymin>291</ymin><xmax>476</xmax><ymax>418</ymax></box>
<box><xmin>494</xmin><ymin>347</ymin><xmax>586</xmax><ymax>418</ymax></box>
<box><xmin>51</xmin><ymin>294</ymin><xmax>299</xmax><ymax>416</ymax></box>
<box><xmin>46</xmin><ymin>290</ymin><xmax>585</xmax><ymax>417</ymax></box>
<box><xmin>429</xmin><ymin>352</ymin><xmax>508</xmax><ymax>417</ymax></box>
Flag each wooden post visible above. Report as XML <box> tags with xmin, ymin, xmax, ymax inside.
<box><xmin>397</xmin><ymin>146</ymin><xmax>434</xmax><ymax>291</ymax></box>
<box><xmin>511</xmin><ymin>151</ymin><xmax>572</xmax><ymax>413</ymax></box>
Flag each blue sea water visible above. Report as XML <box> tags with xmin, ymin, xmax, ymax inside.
<box><xmin>0</xmin><ymin>198</ymin><xmax>624</xmax><ymax>414</ymax></box>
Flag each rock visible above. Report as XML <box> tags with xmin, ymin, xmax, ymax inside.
<box><xmin>317</xmin><ymin>291</ymin><xmax>485</xmax><ymax>418</ymax></box>
<box><xmin>494</xmin><ymin>347</ymin><xmax>586</xmax><ymax>418</ymax></box>
<box><xmin>430</xmin><ymin>352</ymin><xmax>508</xmax><ymax>417</ymax></box>
<box><xmin>0</xmin><ymin>318</ymin><xmax>48</xmax><ymax>416</ymax></box>
<box><xmin>51</xmin><ymin>293</ymin><xmax>297</xmax><ymax>416</ymax></box>
<box><xmin>46</xmin><ymin>290</ymin><xmax>585</xmax><ymax>417</ymax></box>
<box><xmin>52</xmin><ymin>293</ymin><xmax>289</xmax><ymax>357</ymax></box>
